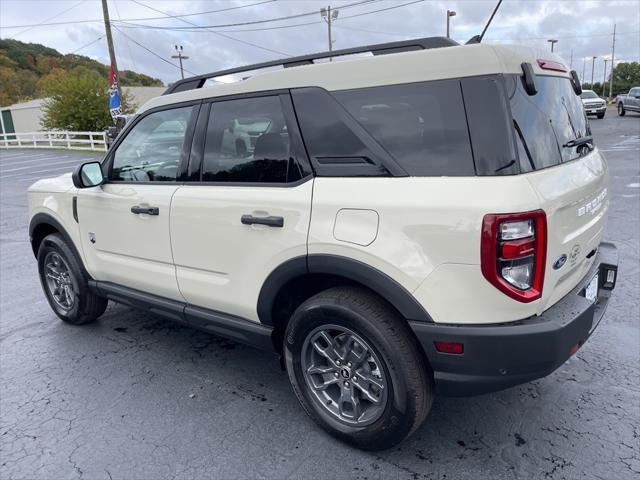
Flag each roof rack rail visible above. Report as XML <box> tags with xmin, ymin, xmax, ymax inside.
<box><xmin>163</xmin><ymin>36</ymin><xmax>458</xmax><ymax>95</ymax></box>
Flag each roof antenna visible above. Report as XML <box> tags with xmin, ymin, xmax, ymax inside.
<box><xmin>466</xmin><ymin>0</ymin><xmax>503</xmax><ymax>44</ymax></box>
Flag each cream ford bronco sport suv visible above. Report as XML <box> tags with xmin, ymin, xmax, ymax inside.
<box><xmin>28</xmin><ymin>37</ymin><xmax>618</xmax><ymax>450</ymax></box>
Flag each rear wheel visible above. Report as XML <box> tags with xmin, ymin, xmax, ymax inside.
<box><xmin>284</xmin><ymin>286</ymin><xmax>433</xmax><ymax>450</ymax></box>
<box><xmin>618</xmin><ymin>103</ymin><xmax>626</xmax><ymax>116</ymax></box>
<box><xmin>37</xmin><ymin>233</ymin><xmax>107</xmax><ymax>325</ymax></box>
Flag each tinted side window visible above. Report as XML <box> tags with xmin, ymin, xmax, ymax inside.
<box><xmin>334</xmin><ymin>80</ymin><xmax>474</xmax><ymax>176</ymax></box>
<box><xmin>291</xmin><ymin>87</ymin><xmax>396</xmax><ymax>176</ymax></box>
<box><xmin>202</xmin><ymin>96</ymin><xmax>301</xmax><ymax>183</ymax></box>
<box><xmin>461</xmin><ymin>76</ymin><xmax>519</xmax><ymax>175</ymax></box>
<box><xmin>111</xmin><ymin>106</ymin><xmax>194</xmax><ymax>182</ymax></box>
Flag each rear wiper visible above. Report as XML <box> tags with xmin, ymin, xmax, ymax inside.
<box><xmin>563</xmin><ymin>135</ymin><xmax>593</xmax><ymax>149</ymax></box>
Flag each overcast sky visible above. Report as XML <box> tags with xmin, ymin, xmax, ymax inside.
<box><xmin>1</xmin><ymin>0</ymin><xmax>639</xmax><ymax>86</ymax></box>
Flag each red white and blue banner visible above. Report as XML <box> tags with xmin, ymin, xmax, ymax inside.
<box><xmin>108</xmin><ymin>64</ymin><xmax>122</xmax><ymax>121</ymax></box>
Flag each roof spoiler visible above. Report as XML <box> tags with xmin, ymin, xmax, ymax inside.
<box><xmin>163</xmin><ymin>36</ymin><xmax>459</xmax><ymax>95</ymax></box>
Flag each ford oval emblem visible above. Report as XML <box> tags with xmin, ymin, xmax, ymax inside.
<box><xmin>553</xmin><ymin>254</ymin><xmax>567</xmax><ymax>270</ymax></box>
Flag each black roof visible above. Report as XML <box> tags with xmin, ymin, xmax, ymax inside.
<box><xmin>163</xmin><ymin>36</ymin><xmax>458</xmax><ymax>95</ymax></box>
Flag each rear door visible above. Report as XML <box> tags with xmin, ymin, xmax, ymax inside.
<box><xmin>78</xmin><ymin>104</ymin><xmax>198</xmax><ymax>301</ymax></box>
<box><xmin>170</xmin><ymin>93</ymin><xmax>313</xmax><ymax>322</ymax></box>
<box><xmin>506</xmin><ymin>74</ymin><xmax>609</xmax><ymax>312</ymax></box>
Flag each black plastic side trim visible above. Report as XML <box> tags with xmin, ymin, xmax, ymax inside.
<box><xmin>90</xmin><ymin>281</ymin><xmax>275</xmax><ymax>351</ymax></box>
<box><xmin>257</xmin><ymin>256</ymin><xmax>308</xmax><ymax>326</ymax></box>
<box><xmin>72</xmin><ymin>197</ymin><xmax>78</xmax><ymax>223</ymax></box>
<box><xmin>29</xmin><ymin>213</ymin><xmax>84</xmax><ymax>266</ymax></box>
<box><xmin>185</xmin><ymin>305</ymin><xmax>274</xmax><ymax>351</ymax></box>
<box><xmin>307</xmin><ymin>255</ymin><xmax>432</xmax><ymax>323</ymax></box>
<box><xmin>256</xmin><ymin>255</ymin><xmax>432</xmax><ymax>326</ymax></box>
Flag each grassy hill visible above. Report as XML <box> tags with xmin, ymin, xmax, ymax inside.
<box><xmin>0</xmin><ymin>38</ymin><xmax>162</xmax><ymax>106</ymax></box>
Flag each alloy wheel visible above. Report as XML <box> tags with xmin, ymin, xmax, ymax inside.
<box><xmin>301</xmin><ymin>325</ymin><xmax>388</xmax><ymax>426</ymax></box>
<box><xmin>44</xmin><ymin>251</ymin><xmax>75</xmax><ymax>311</ymax></box>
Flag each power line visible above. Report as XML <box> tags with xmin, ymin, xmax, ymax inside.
<box><xmin>69</xmin><ymin>35</ymin><xmax>105</xmax><ymax>55</ymax></box>
<box><xmin>117</xmin><ymin>0</ymin><xmax>379</xmax><ymax>31</ymax></box>
<box><xmin>112</xmin><ymin>24</ymin><xmax>198</xmax><ymax>76</ymax></box>
<box><xmin>129</xmin><ymin>0</ymin><xmax>291</xmax><ymax>57</ymax></box>
<box><xmin>7</xmin><ymin>0</ymin><xmax>86</xmax><ymax>37</ymax></box>
<box><xmin>112</xmin><ymin>0</ymin><xmax>139</xmax><ymax>73</ymax></box>
<box><xmin>0</xmin><ymin>0</ymin><xmax>277</xmax><ymax>29</ymax></box>
<box><xmin>113</xmin><ymin>0</ymin><xmax>423</xmax><ymax>34</ymax></box>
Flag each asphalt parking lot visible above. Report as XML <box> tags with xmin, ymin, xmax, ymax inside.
<box><xmin>1</xmin><ymin>111</ymin><xmax>639</xmax><ymax>480</ymax></box>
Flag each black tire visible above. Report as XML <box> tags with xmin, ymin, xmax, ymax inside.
<box><xmin>37</xmin><ymin>233</ymin><xmax>107</xmax><ymax>325</ymax></box>
<box><xmin>597</xmin><ymin>112</ymin><xmax>605</xmax><ymax>119</ymax></box>
<box><xmin>618</xmin><ymin>103</ymin><xmax>625</xmax><ymax>116</ymax></box>
<box><xmin>284</xmin><ymin>286</ymin><xmax>433</xmax><ymax>450</ymax></box>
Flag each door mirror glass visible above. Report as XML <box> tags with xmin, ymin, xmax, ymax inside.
<box><xmin>72</xmin><ymin>162</ymin><xmax>104</xmax><ymax>188</ymax></box>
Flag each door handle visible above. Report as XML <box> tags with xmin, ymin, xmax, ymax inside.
<box><xmin>131</xmin><ymin>206</ymin><xmax>159</xmax><ymax>215</ymax></box>
<box><xmin>241</xmin><ymin>214</ymin><xmax>284</xmax><ymax>228</ymax></box>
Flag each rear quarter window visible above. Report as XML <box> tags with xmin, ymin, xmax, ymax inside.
<box><xmin>334</xmin><ymin>80</ymin><xmax>475</xmax><ymax>176</ymax></box>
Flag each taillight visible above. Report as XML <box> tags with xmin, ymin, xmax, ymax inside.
<box><xmin>481</xmin><ymin>210</ymin><xmax>547</xmax><ymax>303</ymax></box>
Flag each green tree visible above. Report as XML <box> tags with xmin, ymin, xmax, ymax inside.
<box><xmin>40</xmin><ymin>69</ymin><xmax>132</xmax><ymax>131</ymax></box>
<box><xmin>607</xmin><ymin>62</ymin><xmax>640</xmax><ymax>96</ymax></box>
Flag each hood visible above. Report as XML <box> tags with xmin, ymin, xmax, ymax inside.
<box><xmin>27</xmin><ymin>172</ymin><xmax>75</xmax><ymax>194</ymax></box>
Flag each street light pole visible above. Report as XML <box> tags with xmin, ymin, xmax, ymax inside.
<box><xmin>582</xmin><ymin>57</ymin><xmax>586</xmax><ymax>84</ymax></box>
<box><xmin>602</xmin><ymin>58</ymin><xmax>609</xmax><ymax>97</ymax></box>
<box><xmin>171</xmin><ymin>45</ymin><xmax>189</xmax><ymax>80</ymax></box>
<box><xmin>591</xmin><ymin>56</ymin><xmax>597</xmax><ymax>87</ymax></box>
<box><xmin>547</xmin><ymin>39</ymin><xmax>558</xmax><ymax>52</ymax></box>
<box><xmin>609</xmin><ymin>23</ymin><xmax>616</xmax><ymax>98</ymax></box>
<box><xmin>446</xmin><ymin>10</ymin><xmax>456</xmax><ymax>38</ymax></box>
<box><xmin>321</xmin><ymin>6</ymin><xmax>339</xmax><ymax>60</ymax></box>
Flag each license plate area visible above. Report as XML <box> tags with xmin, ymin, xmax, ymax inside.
<box><xmin>584</xmin><ymin>273</ymin><xmax>599</xmax><ymax>303</ymax></box>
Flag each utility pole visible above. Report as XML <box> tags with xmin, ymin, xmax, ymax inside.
<box><xmin>171</xmin><ymin>45</ymin><xmax>189</xmax><ymax>80</ymax></box>
<box><xmin>101</xmin><ymin>0</ymin><xmax>118</xmax><ymax>80</ymax></box>
<box><xmin>602</xmin><ymin>58</ymin><xmax>609</xmax><ymax>97</ymax></box>
<box><xmin>591</xmin><ymin>56</ymin><xmax>597</xmax><ymax>87</ymax></box>
<box><xmin>609</xmin><ymin>23</ymin><xmax>616</xmax><ymax>98</ymax></box>
<box><xmin>321</xmin><ymin>6</ymin><xmax>339</xmax><ymax>60</ymax></box>
<box><xmin>446</xmin><ymin>10</ymin><xmax>456</xmax><ymax>39</ymax></box>
<box><xmin>582</xmin><ymin>57</ymin><xmax>586</xmax><ymax>84</ymax></box>
<box><xmin>570</xmin><ymin>49</ymin><xmax>573</xmax><ymax>69</ymax></box>
<box><xmin>547</xmin><ymin>39</ymin><xmax>558</xmax><ymax>52</ymax></box>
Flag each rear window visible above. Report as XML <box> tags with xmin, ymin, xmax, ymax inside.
<box><xmin>334</xmin><ymin>80</ymin><xmax>475</xmax><ymax>176</ymax></box>
<box><xmin>507</xmin><ymin>74</ymin><xmax>590</xmax><ymax>170</ymax></box>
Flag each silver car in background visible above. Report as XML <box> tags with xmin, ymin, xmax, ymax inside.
<box><xmin>580</xmin><ymin>89</ymin><xmax>607</xmax><ymax>119</ymax></box>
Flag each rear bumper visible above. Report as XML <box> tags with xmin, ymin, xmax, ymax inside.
<box><xmin>410</xmin><ymin>242</ymin><xmax>618</xmax><ymax>396</ymax></box>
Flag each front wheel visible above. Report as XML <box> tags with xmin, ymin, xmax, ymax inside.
<box><xmin>37</xmin><ymin>233</ymin><xmax>108</xmax><ymax>325</ymax></box>
<box><xmin>284</xmin><ymin>286</ymin><xmax>433</xmax><ymax>450</ymax></box>
<box><xmin>597</xmin><ymin>112</ymin><xmax>605</xmax><ymax>119</ymax></box>
<box><xmin>618</xmin><ymin>103</ymin><xmax>626</xmax><ymax>116</ymax></box>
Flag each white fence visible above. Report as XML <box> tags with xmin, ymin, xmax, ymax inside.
<box><xmin>0</xmin><ymin>131</ymin><xmax>107</xmax><ymax>152</ymax></box>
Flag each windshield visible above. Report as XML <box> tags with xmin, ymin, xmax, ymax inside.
<box><xmin>507</xmin><ymin>75</ymin><xmax>590</xmax><ymax>171</ymax></box>
<box><xmin>580</xmin><ymin>91</ymin><xmax>598</xmax><ymax>99</ymax></box>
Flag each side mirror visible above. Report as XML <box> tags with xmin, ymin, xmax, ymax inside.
<box><xmin>72</xmin><ymin>162</ymin><xmax>104</xmax><ymax>188</ymax></box>
<box><xmin>521</xmin><ymin>62</ymin><xmax>537</xmax><ymax>96</ymax></box>
<box><xmin>106</xmin><ymin>126</ymin><xmax>119</xmax><ymax>140</ymax></box>
<box><xmin>569</xmin><ymin>70</ymin><xmax>582</xmax><ymax>95</ymax></box>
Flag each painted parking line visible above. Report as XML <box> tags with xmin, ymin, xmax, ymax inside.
<box><xmin>0</xmin><ymin>155</ymin><xmax>77</xmax><ymax>167</ymax></box>
<box><xmin>0</xmin><ymin>165</ymin><xmax>78</xmax><ymax>180</ymax></box>
<box><xmin>0</xmin><ymin>158</ymin><xmax>81</xmax><ymax>174</ymax></box>
<box><xmin>0</xmin><ymin>152</ymin><xmax>51</xmax><ymax>161</ymax></box>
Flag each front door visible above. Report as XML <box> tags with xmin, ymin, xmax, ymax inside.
<box><xmin>170</xmin><ymin>94</ymin><xmax>313</xmax><ymax>321</ymax></box>
<box><xmin>78</xmin><ymin>104</ymin><xmax>198</xmax><ymax>301</ymax></box>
